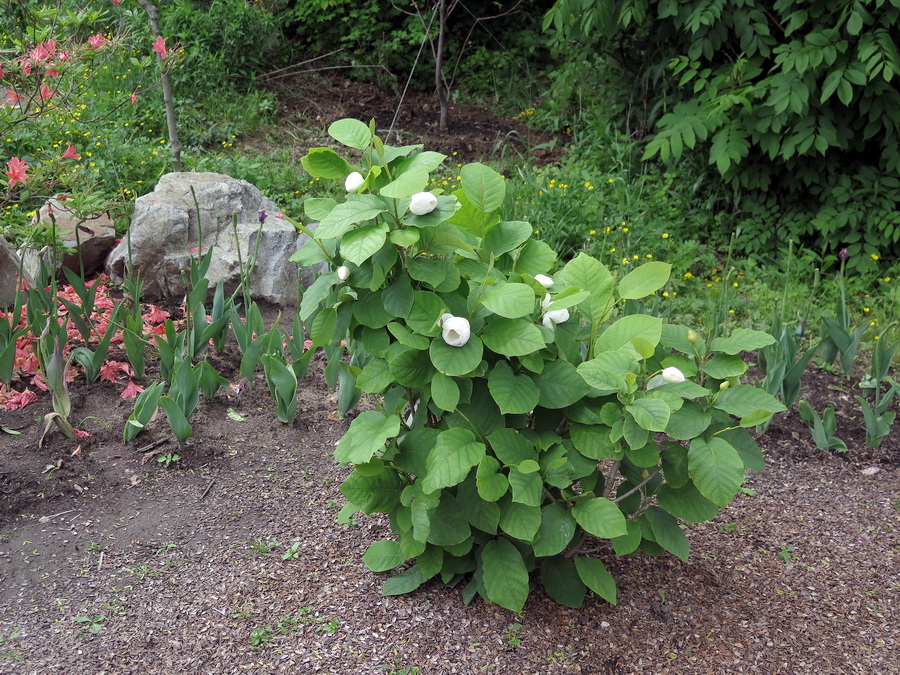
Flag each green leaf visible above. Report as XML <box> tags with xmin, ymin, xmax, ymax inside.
<box><xmin>328</xmin><ymin>118</ymin><xmax>372</xmax><ymax>150</ymax></box>
<box><xmin>644</xmin><ymin>506</ymin><xmax>689</xmax><ymax>562</ymax></box>
<box><xmin>703</xmin><ymin>354</ymin><xmax>748</xmax><ymax>379</ymax></box>
<box><xmin>382</xmin><ymin>565</ymin><xmax>427</xmax><ymax>596</ymax></box>
<box><xmin>387</xmin><ymin>344</ymin><xmax>435</xmax><ymax>386</ymax></box>
<box><xmin>572</xmin><ymin>497</ymin><xmax>627</xmax><ymax>538</ymax></box>
<box><xmin>626</xmin><ymin>399</ymin><xmax>670</xmax><ymax>432</ymax></box>
<box><xmin>379</xmin><ymin>168</ymin><xmax>429</xmax><ymax>198</ymax></box>
<box><xmin>340</xmin><ymin>223</ymin><xmax>388</xmax><ymax>266</ymax></box>
<box><xmin>714</xmin><ymin>385</ymin><xmax>787</xmax><ymax>417</ymax></box>
<box><xmin>559</xmin><ymin>253</ymin><xmax>614</xmax><ymax>324</ymax></box>
<box><xmin>481</xmin><ymin>283</ymin><xmax>537</xmax><ymax>318</ymax></box>
<box><xmin>710</xmin><ymin>328</ymin><xmax>777</xmax><ymax>355</ymax></box>
<box><xmin>534</xmin><ymin>360</ymin><xmax>591</xmax><ymax>409</ymax></box>
<box><xmin>508</xmin><ymin>467</ymin><xmax>543</xmax><ymax>506</ymax></box>
<box><xmin>570</xmin><ymin>423</ymin><xmax>617</xmax><ymax>460</ymax></box>
<box><xmin>356</xmin><ymin>358</ymin><xmax>393</xmax><ymax>394</ymax></box>
<box><xmin>541</xmin><ymin>555</ymin><xmax>586</xmax><ymax>608</ymax></box>
<box><xmin>483</xmin><ymin>220</ymin><xmax>532</xmax><ymax>256</ymax></box>
<box><xmin>657</xmin><ymin>482</ymin><xmax>719</xmax><ymax>523</ymax></box>
<box><xmin>666</xmin><ymin>402</ymin><xmax>711</xmax><ymax>441</ymax></box>
<box><xmin>427</xmin><ymin>493</ymin><xmax>471</xmax><ymax>546</ymax></box>
<box><xmin>305</xmin><ymin>197</ymin><xmax>337</xmax><ymax>221</ymax></box>
<box><xmin>431</xmin><ymin>372</ymin><xmax>460</xmax><ymax>412</ymax></box>
<box><xmin>422</xmin><ymin>428</ymin><xmax>486</xmax><ymax>494</ymax></box>
<box><xmin>334</xmin><ymin>410</ymin><xmax>401</xmax><ymax>465</ymax></box>
<box><xmin>487</xmin><ymin>361</ymin><xmax>540</xmax><ymax>414</ymax></box>
<box><xmin>316</xmin><ymin>195</ymin><xmax>387</xmax><ymax>239</ymax></box>
<box><xmin>533</xmin><ymin>502</ymin><xmax>577</xmax><ymax>557</ymax></box>
<box><xmin>383</xmin><ymin>276</ymin><xmax>414</xmax><ymax>318</ymax></box>
<box><xmin>300</xmin><ymin>148</ymin><xmax>352</xmax><ymax>179</ymax></box>
<box><xmin>429</xmin><ymin>335</ymin><xmax>483</xmax><ymax>376</ymax></box>
<box><xmin>339</xmin><ymin>469</ymin><xmax>403</xmax><ymax>514</ymax></box>
<box><xmin>488</xmin><ymin>428</ymin><xmax>538</xmax><ymax>465</ymax></box>
<box><xmin>158</xmin><ymin>396</ymin><xmax>193</xmax><ymax>444</ymax></box>
<box><xmin>617</xmin><ymin>261</ymin><xmax>671</xmax><ymax>299</ymax></box>
<box><xmin>482</xmin><ymin>318</ymin><xmax>545</xmax><ymax>357</ymax></box>
<box><xmin>610</xmin><ymin>519</ymin><xmax>642</xmax><ymax>556</ymax></box>
<box><xmin>577</xmin><ymin>350</ymin><xmax>639</xmax><ymax>395</ymax></box>
<box><xmin>457</xmin><ymin>477</ymin><xmax>500</xmax><ymax>533</ymax></box>
<box><xmin>515</xmin><ymin>239</ymin><xmax>557</xmax><ymax>276</ymax></box>
<box><xmin>461</xmin><ymin>162</ymin><xmax>506</xmax><ymax>213</ymax></box>
<box><xmin>401</xmin><ymin>195</ymin><xmax>460</xmax><ymax>228</ymax></box>
<box><xmin>363</xmin><ymin>539</ymin><xmax>406</xmax><ymax>572</ymax></box>
<box><xmin>574</xmin><ymin>557</ymin><xmax>617</xmax><ymax>604</ymax></box>
<box><xmin>406</xmin><ymin>291</ymin><xmax>447</xmax><ymax>336</ymax></box>
<box><xmin>476</xmin><ymin>455</ymin><xmax>509</xmax><ymax>502</ymax></box>
<box><xmin>394</xmin><ymin>151</ymin><xmax>447</xmax><ymax>173</ymax></box>
<box><xmin>688</xmin><ymin>438</ymin><xmax>745</xmax><ymax>507</ymax></box>
<box><xmin>595</xmin><ymin>315</ymin><xmax>662</xmax><ymax>354</ymax></box>
<box><xmin>481</xmin><ymin>538</ymin><xmax>529</xmax><ymax>613</ymax></box>
<box><xmin>499</xmin><ymin>500</ymin><xmax>542</xmax><ymax>542</ymax></box>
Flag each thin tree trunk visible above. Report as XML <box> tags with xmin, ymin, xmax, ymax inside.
<box><xmin>436</xmin><ymin>0</ymin><xmax>449</xmax><ymax>131</ymax></box>
<box><xmin>136</xmin><ymin>0</ymin><xmax>182</xmax><ymax>172</ymax></box>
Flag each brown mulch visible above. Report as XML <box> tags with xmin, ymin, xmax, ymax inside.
<box><xmin>0</xmin><ymin>330</ymin><xmax>897</xmax><ymax>674</ymax></box>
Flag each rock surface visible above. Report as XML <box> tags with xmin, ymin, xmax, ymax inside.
<box><xmin>106</xmin><ymin>172</ymin><xmax>315</xmax><ymax>306</ymax></box>
<box><xmin>0</xmin><ymin>236</ymin><xmax>29</xmax><ymax>307</ymax></box>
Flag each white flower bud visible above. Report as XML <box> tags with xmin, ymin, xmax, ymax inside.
<box><xmin>441</xmin><ymin>316</ymin><xmax>471</xmax><ymax>347</ymax></box>
<box><xmin>409</xmin><ymin>191</ymin><xmax>438</xmax><ymax>216</ymax></box>
<box><xmin>534</xmin><ymin>274</ymin><xmax>554</xmax><ymax>289</ymax></box>
<box><xmin>662</xmin><ymin>366</ymin><xmax>686</xmax><ymax>384</ymax></box>
<box><xmin>439</xmin><ymin>313</ymin><xmax>454</xmax><ymax>327</ymax></box>
<box><xmin>542</xmin><ymin>308</ymin><xmax>569</xmax><ymax>330</ymax></box>
<box><xmin>541</xmin><ymin>293</ymin><xmax>552</xmax><ymax>310</ymax></box>
<box><xmin>336</xmin><ymin>265</ymin><xmax>350</xmax><ymax>282</ymax></box>
<box><xmin>344</xmin><ymin>171</ymin><xmax>364</xmax><ymax>192</ymax></box>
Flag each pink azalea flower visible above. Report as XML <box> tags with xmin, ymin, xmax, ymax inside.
<box><xmin>4</xmin><ymin>157</ymin><xmax>28</xmax><ymax>187</ymax></box>
<box><xmin>99</xmin><ymin>360</ymin><xmax>132</xmax><ymax>383</ymax></box>
<box><xmin>58</xmin><ymin>50</ymin><xmax>72</xmax><ymax>62</ymax></box>
<box><xmin>88</xmin><ymin>33</ymin><xmax>108</xmax><ymax>51</ymax></box>
<box><xmin>1</xmin><ymin>388</ymin><xmax>38</xmax><ymax>411</ymax></box>
<box><xmin>121</xmin><ymin>379</ymin><xmax>145</xmax><ymax>399</ymax></box>
<box><xmin>60</xmin><ymin>143</ymin><xmax>81</xmax><ymax>160</ymax></box>
<box><xmin>0</xmin><ymin>63</ymin><xmax>4</xmax><ymax>79</ymax></box>
<box><xmin>45</xmin><ymin>69</ymin><xmax>59</xmax><ymax>80</ymax></box>
<box><xmin>113</xmin><ymin>0</ymin><xmax>122</xmax><ymax>5</ymax></box>
<box><xmin>19</xmin><ymin>58</ymin><xmax>32</xmax><ymax>76</ymax></box>
<box><xmin>151</xmin><ymin>36</ymin><xmax>168</xmax><ymax>60</ymax></box>
<box><xmin>5</xmin><ymin>88</ymin><xmax>21</xmax><ymax>104</ymax></box>
<box><xmin>130</xmin><ymin>92</ymin><xmax>138</xmax><ymax>105</ymax></box>
<box><xmin>39</xmin><ymin>82</ymin><xmax>55</xmax><ymax>99</ymax></box>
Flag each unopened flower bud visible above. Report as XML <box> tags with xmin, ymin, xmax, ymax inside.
<box><xmin>687</xmin><ymin>329</ymin><xmax>698</xmax><ymax>344</ymax></box>
<box><xmin>345</xmin><ymin>171</ymin><xmax>364</xmax><ymax>192</ymax></box>
<box><xmin>838</xmin><ymin>247</ymin><xmax>849</xmax><ymax>261</ymax></box>
<box><xmin>336</xmin><ymin>265</ymin><xmax>349</xmax><ymax>282</ymax></box>
<box><xmin>542</xmin><ymin>308</ymin><xmax>570</xmax><ymax>330</ymax></box>
<box><xmin>534</xmin><ymin>274</ymin><xmax>553</xmax><ymax>289</ymax></box>
<box><xmin>719</xmin><ymin>381</ymin><xmax>730</xmax><ymax>391</ymax></box>
<box><xmin>441</xmin><ymin>315</ymin><xmax>471</xmax><ymax>347</ymax></box>
<box><xmin>409</xmin><ymin>191</ymin><xmax>438</xmax><ymax>216</ymax></box>
<box><xmin>662</xmin><ymin>367</ymin><xmax>685</xmax><ymax>384</ymax></box>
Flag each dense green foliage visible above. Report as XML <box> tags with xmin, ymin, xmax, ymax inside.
<box><xmin>544</xmin><ymin>0</ymin><xmax>900</xmax><ymax>271</ymax></box>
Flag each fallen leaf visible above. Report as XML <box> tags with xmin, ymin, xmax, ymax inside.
<box><xmin>227</xmin><ymin>408</ymin><xmax>246</xmax><ymax>422</ymax></box>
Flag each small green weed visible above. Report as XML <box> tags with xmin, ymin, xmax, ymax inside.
<box><xmin>505</xmin><ymin>622</ymin><xmax>522</xmax><ymax>649</ymax></box>
<box><xmin>247</xmin><ymin>538</ymin><xmax>281</xmax><ymax>556</ymax></box>
<box><xmin>778</xmin><ymin>545</ymin><xmax>797</xmax><ymax>565</ymax></box>
<box><xmin>74</xmin><ymin>614</ymin><xmax>105</xmax><ymax>635</ymax></box>
<box><xmin>250</xmin><ymin>607</ymin><xmax>339</xmax><ymax>649</ymax></box>
<box><xmin>0</xmin><ymin>632</ymin><xmax>23</xmax><ymax>659</ymax></box>
<box><xmin>157</xmin><ymin>453</ymin><xmax>181</xmax><ymax>468</ymax></box>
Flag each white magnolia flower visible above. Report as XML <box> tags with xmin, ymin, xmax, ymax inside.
<box><xmin>441</xmin><ymin>315</ymin><xmax>471</xmax><ymax>347</ymax></box>
<box><xmin>542</xmin><ymin>308</ymin><xmax>569</xmax><ymax>330</ymax></box>
<box><xmin>336</xmin><ymin>265</ymin><xmax>350</xmax><ymax>282</ymax></box>
<box><xmin>409</xmin><ymin>191</ymin><xmax>438</xmax><ymax>216</ymax></box>
<box><xmin>662</xmin><ymin>366</ymin><xmax>686</xmax><ymax>383</ymax></box>
<box><xmin>534</xmin><ymin>274</ymin><xmax>554</xmax><ymax>289</ymax></box>
<box><xmin>541</xmin><ymin>293</ymin><xmax>553</xmax><ymax>310</ymax></box>
<box><xmin>344</xmin><ymin>171</ymin><xmax>364</xmax><ymax>192</ymax></box>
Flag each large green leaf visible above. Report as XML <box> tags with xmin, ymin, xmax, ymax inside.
<box><xmin>461</xmin><ymin>162</ymin><xmax>506</xmax><ymax>213</ymax></box>
<box><xmin>644</xmin><ymin>505</ymin><xmax>689</xmax><ymax>561</ymax></box>
<box><xmin>534</xmin><ymin>360</ymin><xmax>590</xmax><ymax>409</ymax></box>
<box><xmin>430</xmin><ymin>372</ymin><xmax>460</xmax><ymax>412</ymax></box>
<box><xmin>363</xmin><ymin>539</ymin><xmax>406</xmax><ymax>572</ymax></box>
<box><xmin>300</xmin><ymin>147</ymin><xmax>353</xmax><ymax>179</ymax></box>
<box><xmin>383</xmin><ymin>275</ymin><xmax>414</xmax><ymax>318</ymax></box>
<box><xmin>617</xmin><ymin>261</ymin><xmax>672</xmax><ymax>299</ymax></box>
<box><xmin>572</xmin><ymin>497</ymin><xmax>627</xmax><ymax>538</ymax></box>
<box><xmin>626</xmin><ymin>398</ymin><xmax>670</xmax><ymax>432</ymax></box>
<box><xmin>422</xmin><ymin>428</ymin><xmax>486</xmax><ymax>494</ymax></box>
<box><xmin>481</xmin><ymin>537</ymin><xmax>529</xmax><ymax>613</ymax></box>
<box><xmin>457</xmin><ymin>477</ymin><xmax>500</xmax><ymax>534</ymax></box>
<box><xmin>687</xmin><ymin>437</ymin><xmax>745</xmax><ymax>507</ymax></box>
<box><xmin>316</xmin><ymin>195</ymin><xmax>387</xmax><ymax>239</ymax></box>
<box><xmin>595</xmin><ymin>315</ymin><xmax>663</xmax><ymax>354</ymax></box>
<box><xmin>559</xmin><ymin>253</ymin><xmax>614</xmax><ymax>324</ymax></box>
<box><xmin>714</xmin><ymin>385</ymin><xmax>787</xmax><ymax>417</ymax></box>
<box><xmin>334</xmin><ymin>410</ymin><xmax>401</xmax><ymax>465</ymax></box>
<box><xmin>481</xmin><ymin>283</ymin><xmax>537</xmax><ymax>318</ymax></box>
<box><xmin>533</xmin><ymin>502</ymin><xmax>577</xmax><ymax>557</ymax></box>
<box><xmin>481</xmin><ymin>317</ymin><xmax>545</xmax><ymax>357</ymax></box>
<box><xmin>356</xmin><ymin>358</ymin><xmax>393</xmax><ymax>394</ymax></box>
<box><xmin>476</xmin><ymin>455</ymin><xmax>509</xmax><ymax>502</ymax></box>
<box><xmin>570</xmin><ymin>423</ymin><xmax>617</xmax><ymax>460</ymax></box>
<box><xmin>508</xmin><ymin>467</ymin><xmax>543</xmax><ymax>507</ymax></box>
<box><xmin>379</xmin><ymin>168</ymin><xmax>429</xmax><ymax>198</ymax></box>
<box><xmin>426</xmin><ymin>493</ymin><xmax>471</xmax><ymax>546</ymax></box>
<box><xmin>499</xmin><ymin>500</ymin><xmax>542</xmax><ymax>541</ymax></box>
<box><xmin>541</xmin><ymin>555</ymin><xmax>586</xmax><ymax>608</ymax></box>
<box><xmin>487</xmin><ymin>361</ymin><xmax>540</xmax><ymax>414</ymax></box>
<box><xmin>666</xmin><ymin>402</ymin><xmax>712</xmax><ymax>440</ymax></box>
<box><xmin>429</xmin><ymin>335</ymin><xmax>483</xmax><ymax>376</ymax></box>
<box><xmin>515</xmin><ymin>239</ymin><xmax>557</xmax><ymax>276</ymax></box>
<box><xmin>710</xmin><ymin>328</ymin><xmax>777</xmax><ymax>355</ymax></box>
<box><xmin>483</xmin><ymin>220</ymin><xmax>532</xmax><ymax>256</ymax></box>
<box><xmin>340</xmin><ymin>223</ymin><xmax>388</xmax><ymax>265</ymax></box>
<box><xmin>574</xmin><ymin>557</ymin><xmax>617</xmax><ymax>604</ymax></box>
<box><xmin>577</xmin><ymin>349</ymin><xmax>639</xmax><ymax>395</ymax></box>
<box><xmin>657</xmin><ymin>482</ymin><xmax>719</xmax><ymax>523</ymax></box>
<box><xmin>488</xmin><ymin>428</ymin><xmax>538</xmax><ymax>465</ymax></box>
<box><xmin>339</xmin><ymin>469</ymin><xmax>403</xmax><ymax>514</ymax></box>
<box><xmin>387</xmin><ymin>344</ymin><xmax>435</xmax><ymax>386</ymax></box>
<box><xmin>328</xmin><ymin>118</ymin><xmax>371</xmax><ymax>150</ymax></box>
<box><xmin>382</xmin><ymin>565</ymin><xmax>428</xmax><ymax>596</ymax></box>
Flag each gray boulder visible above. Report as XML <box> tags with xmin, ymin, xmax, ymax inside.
<box><xmin>106</xmin><ymin>172</ymin><xmax>315</xmax><ymax>306</ymax></box>
<box><xmin>0</xmin><ymin>236</ymin><xmax>29</xmax><ymax>308</ymax></box>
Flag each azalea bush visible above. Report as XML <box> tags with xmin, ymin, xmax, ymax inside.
<box><xmin>294</xmin><ymin>118</ymin><xmax>787</xmax><ymax>612</ymax></box>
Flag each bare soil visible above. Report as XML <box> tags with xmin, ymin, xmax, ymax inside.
<box><xmin>0</xmin><ymin>83</ymin><xmax>898</xmax><ymax>674</ymax></box>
